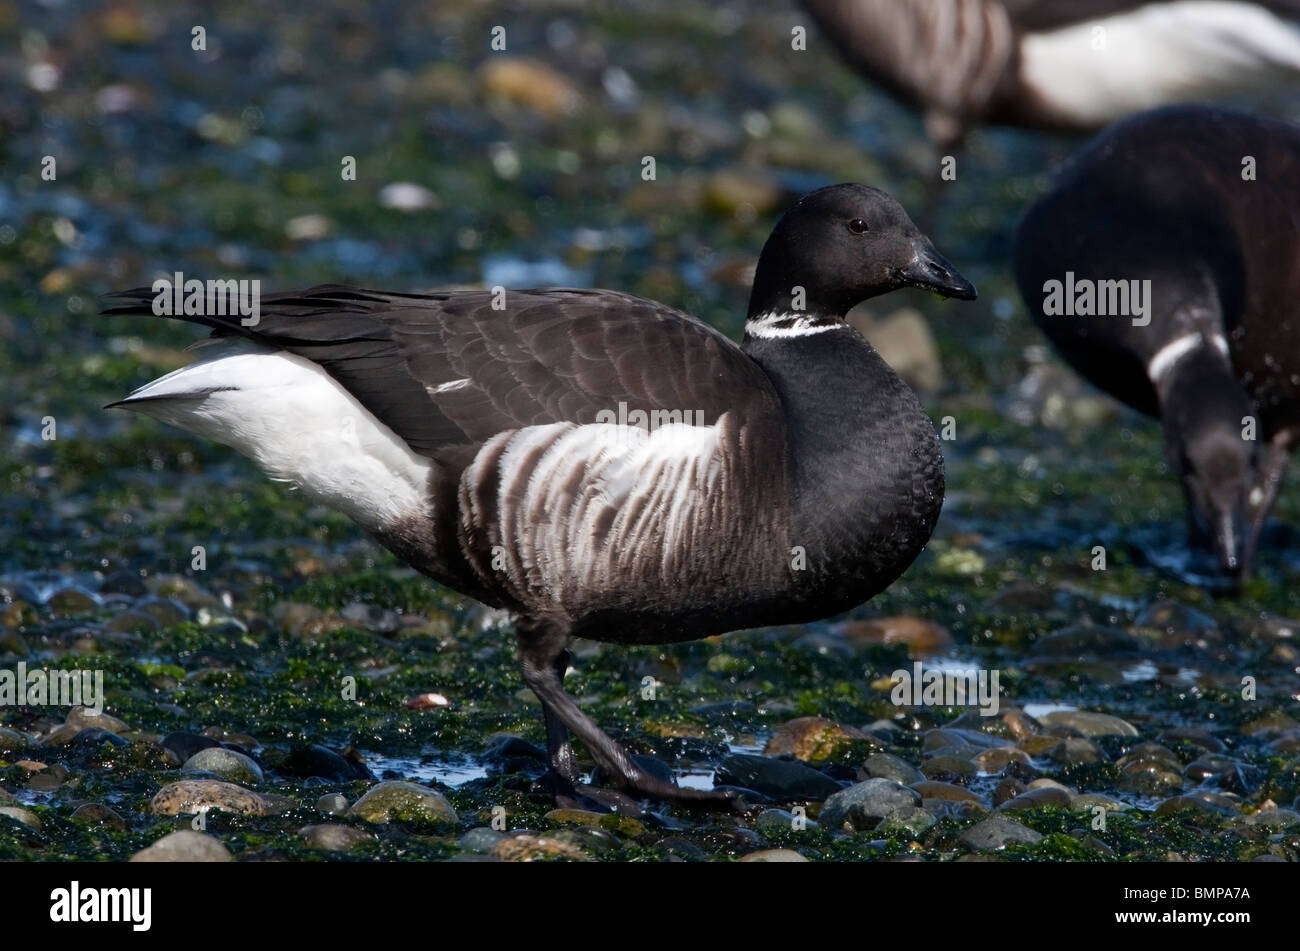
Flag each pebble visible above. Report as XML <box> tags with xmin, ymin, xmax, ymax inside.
<box><xmin>1135</xmin><ymin>600</ymin><xmax>1218</xmax><ymax>637</ymax></box>
<box><xmin>349</xmin><ymin>781</ymin><xmax>458</xmax><ymax>825</ymax></box>
<box><xmin>182</xmin><ymin>747</ymin><xmax>263</xmax><ymax>785</ymax></box>
<box><xmin>1040</xmin><ymin>710</ymin><xmax>1138</xmax><ymax>737</ymax></box>
<box><xmin>1050</xmin><ymin>737</ymin><xmax>1106</xmax><ymax>764</ymax></box>
<box><xmin>999</xmin><ymin>786</ymin><xmax>1072</xmax><ymax>811</ymax></box>
<box><xmin>920</xmin><ymin>755</ymin><xmax>977</xmax><ymax>784</ymax></box>
<box><xmin>841</xmin><ymin>614</ymin><xmax>952</xmax><ymax>653</ymax></box>
<box><xmin>877</xmin><ymin>806</ymin><xmax>937</xmax><ymax>836</ymax></box>
<box><xmin>151</xmin><ymin>780</ymin><xmax>279</xmax><ymax>816</ymax></box>
<box><xmin>859</xmin><ymin>752</ymin><xmax>924</xmax><ymax>785</ymax></box>
<box><xmin>160</xmin><ymin>731</ymin><xmax>218</xmax><ymax>765</ymax></box>
<box><xmin>913</xmin><ymin>780</ymin><xmax>981</xmax><ymax>804</ymax></box>
<box><xmin>1032</xmin><ymin>625</ymin><xmax>1140</xmax><ymax>656</ymax></box>
<box><xmin>65</xmin><ymin>706</ymin><xmax>130</xmax><ymax>734</ymax></box>
<box><xmin>754</xmin><ymin>808</ymin><xmax>818</xmax><ymax>831</ymax></box>
<box><xmin>282</xmin><ymin>744</ymin><xmax>371</xmax><ymax>781</ymax></box>
<box><xmin>818</xmin><ymin>779</ymin><xmax>921</xmax><ymax>831</ymax></box>
<box><xmin>130</xmin><ymin>830</ymin><xmax>232</xmax><ymax>862</ymax></box>
<box><xmin>378</xmin><ymin>182</ymin><xmax>439</xmax><ymax>212</ymax></box>
<box><xmin>714</xmin><ymin>753</ymin><xmax>842</xmax><ymax>801</ymax></box>
<box><xmin>972</xmin><ymin>747</ymin><xmax>1033</xmax><ymax>773</ymax></box>
<box><xmin>71</xmin><ymin>802</ymin><xmax>127</xmax><ymax>829</ymax></box>
<box><xmin>959</xmin><ymin>816</ymin><xmax>1044</xmax><ymax>850</ymax></box>
<box><xmin>764</xmin><ymin>716</ymin><xmax>868</xmax><ymax>762</ymax></box>
<box><xmin>0</xmin><ymin>728</ymin><xmax>30</xmax><ymax>753</ymax></box>
<box><xmin>458</xmin><ymin>827</ymin><xmax>507</xmax><ymax>854</ymax></box>
<box><xmin>0</xmin><ymin>806</ymin><xmax>41</xmax><ymax>829</ymax></box>
<box><xmin>316</xmin><ymin>793</ymin><xmax>349</xmax><ymax>815</ymax></box>
<box><xmin>739</xmin><ymin>848</ymin><xmax>809</xmax><ymax>862</ymax></box>
<box><xmin>479</xmin><ymin>58</ymin><xmax>581</xmax><ymax>118</ymax></box>
<box><xmin>492</xmin><ymin>833</ymin><xmax>590</xmax><ymax>862</ymax></box>
<box><xmin>300</xmin><ymin>823</ymin><xmax>375</xmax><ymax>851</ymax></box>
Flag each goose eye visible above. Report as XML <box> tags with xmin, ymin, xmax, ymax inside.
<box><xmin>847</xmin><ymin>218</ymin><xmax>870</xmax><ymax>235</ymax></box>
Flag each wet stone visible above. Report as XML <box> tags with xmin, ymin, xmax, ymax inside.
<box><xmin>1184</xmin><ymin>755</ymin><xmax>1257</xmax><ymax>794</ymax></box>
<box><xmin>764</xmin><ymin>716</ymin><xmax>869</xmax><ymax>762</ymax></box>
<box><xmin>920</xmin><ymin>755</ymin><xmax>977</xmax><ymax>784</ymax></box>
<box><xmin>818</xmin><ymin>779</ymin><xmax>921</xmax><ymax>831</ymax></box>
<box><xmin>160</xmin><ymin>731</ymin><xmax>218</xmax><ymax>765</ymax></box>
<box><xmin>71</xmin><ymin>802</ymin><xmax>127</xmax><ymax>829</ymax></box>
<box><xmin>316</xmin><ymin>793</ymin><xmax>349</xmax><ymax>815</ymax></box>
<box><xmin>858</xmin><ymin>752</ymin><xmax>924</xmax><ymax>785</ymax></box>
<box><xmin>1031</xmin><ymin>625</ymin><xmax>1140</xmax><ymax>657</ymax></box>
<box><xmin>993</xmin><ymin>777</ymin><xmax>1028</xmax><ymax>807</ymax></box>
<box><xmin>877</xmin><ymin>805</ymin><xmax>937</xmax><ymax>836</ymax></box>
<box><xmin>959</xmin><ymin>816</ymin><xmax>1044</xmax><ymax>851</ymax></box>
<box><xmin>755</xmin><ymin>808</ymin><xmax>818</xmax><ymax>832</ymax></box>
<box><xmin>999</xmin><ymin>786</ymin><xmax>1072</xmax><ymax>812</ymax></box>
<box><xmin>47</xmin><ymin>586</ymin><xmax>100</xmax><ymax>616</ymax></box>
<box><xmin>1117</xmin><ymin>741</ymin><xmax>1182</xmax><ymax>771</ymax></box>
<box><xmin>0</xmin><ymin>728</ymin><xmax>30</xmax><ymax>753</ymax></box>
<box><xmin>282</xmin><ymin>744</ymin><xmax>371</xmax><ymax>781</ymax></box>
<box><xmin>714</xmin><ymin>753</ymin><xmax>842</xmax><ymax>801</ymax></box>
<box><xmin>65</xmin><ymin>706</ymin><xmax>129</xmax><ymax>734</ymax></box>
<box><xmin>130</xmin><ymin>830</ymin><xmax>232</xmax><ymax>862</ymax></box>
<box><xmin>458</xmin><ymin>827</ymin><xmax>506</xmax><ymax>854</ymax></box>
<box><xmin>0</xmin><ymin>806</ymin><xmax>41</xmax><ymax>829</ymax></box>
<box><xmin>1050</xmin><ymin>737</ymin><xmax>1106</xmax><ymax>765</ymax></box>
<box><xmin>739</xmin><ymin>848</ymin><xmax>809</xmax><ymax>862</ymax></box>
<box><xmin>1040</xmin><ymin>710</ymin><xmax>1138</xmax><ymax>737</ymax></box>
<box><xmin>913</xmin><ymin>780</ymin><xmax>981</xmax><ymax>804</ymax></box>
<box><xmin>300</xmin><ymin>823</ymin><xmax>374</xmax><ymax>852</ymax></box>
<box><xmin>1136</xmin><ymin>599</ymin><xmax>1218</xmax><ymax>636</ymax></box>
<box><xmin>182</xmin><ymin>747</ymin><xmax>263</xmax><ymax>785</ymax></box>
<box><xmin>493</xmin><ymin>833</ymin><xmax>590</xmax><ymax>862</ymax></box>
<box><xmin>1119</xmin><ymin>760</ymin><xmax>1185</xmax><ymax>797</ymax></box>
<box><xmin>973</xmin><ymin>747</ymin><xmax>1033</xmax><ymax>773</ymax></box>
<box><xmin>841</xmin><ymin>615</ymin><xmax>953</xmax><ymax>654</ymax></box>
<box><xmin>1156</xmin><ymin>794</ymin><xmax>1238</xmax><ymax>817</ymax></box>
<box><xmin>151</xmin><ymin>780</ymin><xmax>276</xmax><ymax>816</ymax></box>
<box><xmin>349</xmin><ymin>781</ymin><xmax>458</xmax><ymax>826</ymax></box>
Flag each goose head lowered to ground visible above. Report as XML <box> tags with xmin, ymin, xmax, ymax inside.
<box><xmin>104</xmin><ymin>183</ymin><xmax>976</xmax><ymax>809</ymax></box>
<box><xmin>1014</xmin><ymin>105</ymin><xmax>1300</xmax><ymax>580</ymax></box>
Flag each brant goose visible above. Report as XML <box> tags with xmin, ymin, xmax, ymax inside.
<box><xmin>800</xmin><ymin>0</ymin><xmax>1300</xmax><ymax>150</ymax></box>
<box><xmin>1014</xmin><ymin>105</ymin><xmax>1300</xmax><ymax>577</ymax></box>
<box><xmin>105</xmin><ymin>184</ymin><xmax>976</xmax><ymax>804</ymax></box>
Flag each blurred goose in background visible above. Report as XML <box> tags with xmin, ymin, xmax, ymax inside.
<box><xmin>1014</xmin><ymin>104</ymin><xmax>1300</xmax><ymax>579</ymax></box>
<box><xmin>800</xmin><ymin>0</ymin><xmax>1300</xmax><ymax>151</ymax></box>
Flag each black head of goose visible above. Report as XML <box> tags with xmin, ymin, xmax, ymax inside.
<box><xmin>1014</xmin><ymin>104</ymin><xmax>1300</xmax><ymax>578</ymax></box>
<box><xmin>104</xmin><ymin>183</ymin><xmax>976</xmax><ymax>807</ymax></box>
<box><xmin>798</xmin><ymin>0</ymin><xmax>1300</xmax><ymax>151</ymax></box>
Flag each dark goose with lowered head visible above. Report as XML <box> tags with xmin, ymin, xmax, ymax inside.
<box><xmin>1014</xmin><ymin>105</ymin><xmax>1300</xmax><ymax>578</ymax></box>
<box><xmin>105</xmin><ymin>183</ymin><xmax>976</xmax><ymax>805</ymax></box>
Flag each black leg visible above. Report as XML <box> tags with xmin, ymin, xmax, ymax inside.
<box><xmin>515</xmin><ymin>620</ymin><xmax>738</xmax><ymax>807</ymax></box>
<box><xmin>1242</xmin><ymin>431</ymin><xmax>1295</xmax><ymax>578</ymax></box>
<box><xmin>540</xmin><ymin>648</ymin><xmax>578</xmax><ymax>784</ymax></box>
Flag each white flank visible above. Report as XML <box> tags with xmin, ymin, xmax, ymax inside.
<box><xmin>483</xmin><ymin>417</ymin><xmax>724</xmax><ymax>597</ymax></box>
<box><xmin>116</xmin><ymin>341</ymin><xmax>433</xmax><ymax>528</ymax></box>
<box><xmin>744</xmin><ymin>311</ymin><xmax>849</xmax><ymax>339</ymax></box>
<box><xmin>1148</xmin><ymin>331</ymin><xmax>1230</xmax><ymax>383</ymax></box>
<box><xmin>1020</xmin><ymin>1</ymin><xmax>1300</xmax><ymax>125</ymax></box>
